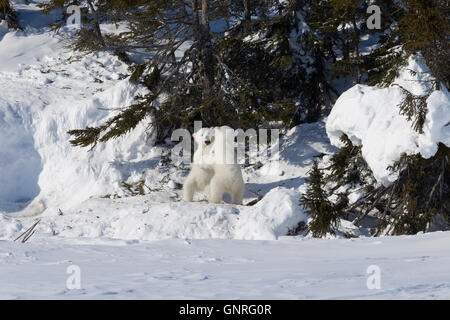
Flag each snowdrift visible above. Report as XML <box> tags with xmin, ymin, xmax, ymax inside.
<box><xmin>326</xmin><ymin>55</ymin><xmax>449</xmax><ymax>186</ymax></box>
<box><xmin>0</xmin><ymin>187</ymin><xmax>309</xmax><ymax>241</ymax></box>
<box><xmin>0</xmin><ymin>2</ymin><xmax>158</xmax><ymax>215</ymax></box>
<box><xmin>0</xmin><ymin>50</ymin><xmax>154</xmax><ymax>214</ymax></box>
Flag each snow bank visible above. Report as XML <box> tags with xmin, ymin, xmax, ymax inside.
<box><xmin>0</xmin><ymin>2</ymin><xmax>161</xmax><ymax>215</ymax></box>
<box><xmin>0</xmin><ymin>187</ymin><xmax>308</xmax><ymax>241</ymax></box>
<box><xmin>0</xmin><ymin>48</ymin><xmax>154</xmax><ymax>214</ymax></box>
<box><xmin>326</xmin><ymin>55</ymin><xmax>450</xmax><ymax>186</ymax></box>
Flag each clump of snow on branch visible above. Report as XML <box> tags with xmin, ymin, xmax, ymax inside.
<box><xmin>326</xmin><ymin>55</ymin><xmax>449</xmax><ymax>186</ymax></box>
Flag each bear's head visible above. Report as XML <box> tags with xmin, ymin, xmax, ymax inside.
<box><xmin>193</xmin><ymin>127</ymin><xmax>216</xmax><ymax>148</ymax></box>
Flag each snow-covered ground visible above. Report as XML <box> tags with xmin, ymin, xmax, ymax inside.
<box><xmin>1</xmin><ymin>232</ymin><xmax>450</xmax><ymax>299</ymax></box>
<box><xmin>0</xmin><ymin>1</ymin><xmax>449</xmax><ymax>300</ymax></box>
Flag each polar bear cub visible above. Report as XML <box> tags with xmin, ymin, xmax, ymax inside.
<box><xmin>183</xmin><ymin>126</ymin><xmax>245</xmax><ymax>205</ymax></box>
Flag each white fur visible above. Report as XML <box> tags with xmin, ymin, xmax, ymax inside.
<box><xmin>183</xmin><ymin>127</ymin><xmax>245</xmax><ymax>205</ymax></box>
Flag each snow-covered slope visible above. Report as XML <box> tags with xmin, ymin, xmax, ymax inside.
<box><xmin>0</xmin><ymin>187</ymin><xmax>313</xmax><ymax>241</ymax></box>
<box><xmin>0</xmin><ymin>3</ymin><xmax>155</xmax><ymax>214</ymax></box>
<box><xmin>0</xmin><ymin>57</ymin><xmax>154</xmax><ymax>212</ymax></box>
<box><xmin>326</xmin><ymin>55</ymin><xmax>449</xmax><ymax>186</ymax></box>
<box><xmin>0</xmin><ymin>1</ymin><xmax>340</xmax><ymax>242</ymax></box>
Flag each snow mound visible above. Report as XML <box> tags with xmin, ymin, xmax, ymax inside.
<box><xmin>0</xmin><ymin>187</ymin><xmax>308</xmax><ymax>241</ymax></box>
<box><xmin>326</xmin><ymin>55</ymin><xmax>450</xmax><ymax>186</ymax></box>
<box><xmin>235</xmin><ymin>187</ymin><xmax>307</xmax><ymax>240</ymax></box>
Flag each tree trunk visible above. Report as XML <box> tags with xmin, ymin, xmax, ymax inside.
<box><xmin>191</xmin><ymin>0</ymin><xmax>199</xmax><ymax>30</ymax></box>
<box><xmin>351</xmin><ymin>18</ymin><xmax>361</xmax><ymax>84</ymax></box>
<box><xmin>243</xmin><ymin>0</ymin><xmax>250</xmax><ymax>21</ymax></box>
<box><xmin>199</xmin><ymin>0</ymin><xmax>215</xmax><ymax>99</ymax></box>
<box><xmin>87</xmin><ymin>0</ymin><xmax>105</xmax><ymax>47</ymax></box>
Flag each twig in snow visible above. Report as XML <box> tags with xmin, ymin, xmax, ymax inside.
<box><xmin>245</xmin><ymin>189</ymin><xmax>264</xmax><ymax>206</ymax></box>
<box><xmin>14</xmin><ymin>219</ymin><xmax>41</xmax><ymax>243</ymax></box>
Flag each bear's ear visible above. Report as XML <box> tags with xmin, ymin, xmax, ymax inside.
<box><xmin>192</xmin><ymin>130</ymin><xmax>200</xmax><ymax>141</ymax></box>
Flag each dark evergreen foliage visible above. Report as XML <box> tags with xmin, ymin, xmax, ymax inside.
<box><xmin>326</xmin><ymin>134</ymin><xmax>373</xmax><ymax>192</ymax></box>
<box><xmin>300</xmin><ymin>161</ymin><xmax>341</xmax><ymax>237</ymax></box>
<box><xmin>63</xmin><ymin>1</ymin><xmax>338</xmax><ymax>145</ymax></box>
<box><xmin>396</xmin><ymin>84</ymin><xmax>433</xmax><ymax>134</ymax></box>
<box><xmin>379</xmin><ymin>144</ymin><xmax>449</xmax><ymax>235</ymax></box>
<box><xmin>398</xmin><ymin>0</ymin><xmax>450</xmax><ymax>89</ymax></box>
<box><xmin>0</xmin><ymin>0</ymin><xmax>20</xmax><ymax>29</ymax></box>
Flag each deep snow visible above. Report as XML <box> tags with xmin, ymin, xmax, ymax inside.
<box><xmin>0</xmin><ymin>3</ymin><xmax>153</xmax><ymax>214</ymax></box>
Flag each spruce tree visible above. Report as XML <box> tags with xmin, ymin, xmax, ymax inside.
<box><xmin>398</xmin><ymin>0</ymin><xmax>449</xmax><ymax>88</ymax></box>
<box><xmin>306</xmin><ymin>0</ymin><xmax>368</xmax><ymax>84</ymax></box>
<box><xmin>326</xmin><ymin>134</ymin><xmax>374</xmax><ymax>192</ymax></box>
<box><xmin>309</xmin><ymin>0</ymin><xmax>449</xmax><ymax>236</ymax></box>
<box><xmin>68</xmin><ymin>1</ymin><xmax>336</xmax><ymax>146</ymax></box>
<box><xmin>301</xmin><ymin>161</ymin><xmax>341</xmax><ymax>237</ymax></box>
<box><xmin>375</xmin><ymin>144</ymin><xmax>449</xmax><ymax>235</ymax></box>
